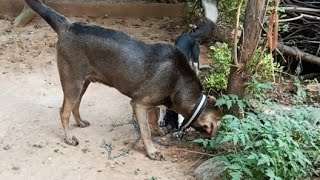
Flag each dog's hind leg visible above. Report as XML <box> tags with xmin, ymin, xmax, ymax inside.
<box><xmin>58</xmin><ymin>56</ymin><xmax>88</xmax><ymax>146</ymax></box>
<box><xmin>131</xmin><ymin>101</ymin><xmax>164</xmax><ymax>160</ymax></box>
<box><xmin>60</xmin><ymin>92</ymin><xmax>81</xmax><ymax>146</ymax></box>
<box><xmin>72</xmin><ymin>80</ymin><xmax>91</xmax><ymax>128</ymax></box>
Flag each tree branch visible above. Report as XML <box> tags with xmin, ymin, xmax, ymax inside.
<box><xmin>279</xmin><ymin>13</ymin><xmax>320</xmax><ymax>22</ymax></box>
<box><xmin>277</xmin><ymin>43</ymin><xmax>320</xmax><ymax>66</ymax></box>
<box><xmin>280</xmin><ymin>6</ymin><xmax>320</xmax><ymax>13</ymax></box>
<box><xmin>233</xmin><ymin>0</ymin><xmax>244</xmax><ymax>67</ymax></box>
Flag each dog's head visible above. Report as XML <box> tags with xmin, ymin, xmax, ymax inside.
<box><xmin>191</xmin><ymin>96</ymin><xmax>222</xmax><ymax>137</ymax></box>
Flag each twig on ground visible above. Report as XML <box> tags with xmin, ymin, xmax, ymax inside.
<box><xmin>172</xmin><ymin>148</ymin><xmax>215</xmax><ymax>156</ymax></box>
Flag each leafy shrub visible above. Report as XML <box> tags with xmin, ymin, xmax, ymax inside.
<box><xmin>218</xmin><ymin>0</ymin><xmax>246</xmax><ymax>24</ymax></box>
<box><xmin>245</xmin><ymin>46</ymin><xmax>283</xmax><ymax>81</ymax></box>
<box><xmin>203</xmin><ymin>43</ymin><xmax>232</xmax><ymax>92</ymax></box>
<box><xmin>203</xmin><ymin>43</ymin><xmax>283</xmax><ymax>93</ymax></box>
<box><xmin>195</xmin><ymin>82</ymin><xmax>320</xmax><ymax>180</ymax></box>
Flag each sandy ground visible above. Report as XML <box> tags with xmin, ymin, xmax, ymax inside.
<box><xmin>0</xmin><ymin>16</ymin><xmax>211</xmax><ymax>180</ymax></box>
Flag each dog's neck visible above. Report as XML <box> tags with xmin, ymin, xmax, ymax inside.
<box><xmin>170</xmin><ymin>80</ymin><xmax>204</xmax><ymax>119</ymax></box>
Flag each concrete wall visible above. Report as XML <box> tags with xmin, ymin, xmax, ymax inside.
<box><xmin>47</xmin><ymin>0</ymin><xmax>144</xmax><ymax>3</ymax></box>
<box><xmin>0</xmin><ymin>0</ymin><xmax>186</xmax><ymax>17</ymax></box>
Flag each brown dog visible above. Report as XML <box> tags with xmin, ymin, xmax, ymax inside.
<box><xmin>25</xmin><ymin>0</ymin><xmax>221</xmax><ymax>160</ymax></box>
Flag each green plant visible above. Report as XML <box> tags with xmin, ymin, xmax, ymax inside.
<box><xmin>218</xmin><ymin>0</ymin><xmax>247</xmax><ymax>24</ymax></box>
<box><xmin>215</xmin><ymin>94</ymin><xmax>247</xmax><ymax>112</ymax></box>
<box><xmin>203</xmin><ymin>43</ymin><xmax>282</xmax><ymax>93</ymax></box>
<box><xmin>246</xmin><ymin>77</ymin><xmax>273</xmax><ymax>102</ymax></box>
<box><xmin>293</xmin><ymin>77</ymin><xmax>307</xmax><ymax>104</ymax></box>
<box><xmin>246</xmin><ymin>46</ymin><xmax>283</xmax><ymax>80</ymax></box>
<box><xmin>194</xmin><ymin>84</ymin><xmax>320</xmax><ymax>180</ymax></box>
<box><xmin>203</xmin><ymin>43</ymin><xmax>232</xmax><ymax>92</ymax></box>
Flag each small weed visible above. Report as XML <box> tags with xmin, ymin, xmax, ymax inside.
<box><xmin>111</xmin><ymin>119</ymin><xmax>130</xmax><ymax>127</ymax></box>
<box><xmin>12</xmin><ymin>166</ymin><xmax>19</xmax><ymax>171</ymax></box>
<box><xmin>150</xmin><ymin>176</ymin><xmax>158</xmax><ymax>180</ymax></box>
<box><xmin>81</xmin><ymin>148</ymin><xmax>90</xmax><ymax>154</ymax></box>
<box><xmin>134</xmin><ymin>168</ymin><xmax>140</xmax><ymax>175</ymax></box>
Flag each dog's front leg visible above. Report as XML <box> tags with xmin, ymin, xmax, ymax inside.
<box><xmin>131</xmin><ymin>101</ymin><xmax>164</xmax><ymax>161</ymax></box>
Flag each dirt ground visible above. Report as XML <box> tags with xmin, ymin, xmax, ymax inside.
<box><xmin>0</xmin><ymin>16</ymin><xmax>212</xmax><ymax>180</ymax></box>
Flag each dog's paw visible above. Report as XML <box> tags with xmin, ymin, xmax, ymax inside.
<box><xmin>78</xmin><ymin>120</ymin><xmax>90</xmax><ymax>128</ymax></box>
<box><xmin>151</xmin><ymin>127</ymin><xmax>169</xmax><ymax>137</ymax></box>
<box><xmin>158</xmin><ymin>127</ymin><xmax>169</xmax><ymax>137</ymax></box>
<box><xmin>66</xmin><ymin>136</ymin><xmax>79</xmax><ymax>146</ymax></box>
<box><xmin>147</xmin><ymin>150</ymin><xmax>165</xmax><ymax>161</ymax></box>
<box><xmin>159</xmin><ymin>120</ymin><xmax>166</xmax><ymax>127</ymax></box>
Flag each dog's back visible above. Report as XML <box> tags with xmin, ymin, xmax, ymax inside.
<box><xmin>60</xmin><ymin>22</ymin><xmax>192</xmax><ymax>97</ymax></box>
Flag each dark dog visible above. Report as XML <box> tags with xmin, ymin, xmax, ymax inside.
<box><xmin>25</xmin><ymin>0</ymin><xmax>221</xmax><ymax>160</ymax></box>
<box><xmin>158</xmin><ymin>107</ymin><xmax>184</xmax><ymax>130</ymax></box>
<box><xmin>158</xmin><ymin>0</ymin><xmax>218</xmax><ymax>130</ymax></box>
<box><xmin>175</xmin><ymin>0</ymin><xmax>218</xmax><ymax>75</ymax></box>
<box><xmin>175</xmin><ymin>19</ymin><xmax>213</xmax><ymax>75</ymax></box>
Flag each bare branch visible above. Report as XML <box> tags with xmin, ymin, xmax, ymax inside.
<box><xmin>233</xmin><ymin>0</ymin><xmax>244</xmax><ymax>67</ymax></box>
<box><xmin>277</xmin><ymin>43</ymin><xmax>320</xmax><ymax>66</ymax></box>
<box><xmin>279</xmin><ymin>13</ymin><xmax>320</xmax><ymax>22</ymax></box>
<box><xmin>280</xmin><ymin>6</ymin><xmax>320</xmax><ymax>13</ymax></box>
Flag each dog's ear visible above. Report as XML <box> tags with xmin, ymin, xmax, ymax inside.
<box><xmin>207</xmin><ymin>95</ymin><xmax>217</xmax><ymax>108</ymax></box>
<box><xmin>208</xmin><ymin>95</ymin><xmax>216</xmax><ymax>102</ymax></box>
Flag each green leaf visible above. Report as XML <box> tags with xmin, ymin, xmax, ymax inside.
<box><xmin>203</xmin><ymin>140</ymin><xmax>209</xmax><ymax>148</ymax></box>
<box><xmin>232</xmin><ymin>135</ymin><xmax>239</xmax><ymax>146</ymax></box>
<box><xmin>229</xmin><ymin>94</ymin><xmax>238</xmax><ymax>100</ymax></box>
<box><xmin>257</xmin><ymin>154</ymin><xmax>270</xmax><ymax>166</ymax></box>
<box><xmin>228</xmin><ymin>164</ymin><xmax>241</xmax><ymax>170</ymax></box>
<box><xmin>247</xmin><ymin>153</ymin><xmax>258</xmax><ymax>160</ymax></box>
<box><xmin>215</xmin><ymin>98</ymin><xmax>226</xmax><ymax>107</ymax></box>
<box><xmin>242</xmin><ymin>167</ymin><xmax>253</xmax><ymax>177</ymax></box>
<box><xmin>255</xmin><ymin>140</ymin><xmax>264</xmax><ymax>147</ymax></box>
<box><xmin>220</xmin><ymin>135</ymin><xmax>232</xmax><ymax>144</ymax></box>
<box><xmin>237</xmin><ymin>100</ymin><xmax>245</xmax><ymax>111</ymax></box>
<box><xmin>240</xmin><ymin>134</ymin><xmax>246</xmax><ymax>145</ymax></box>
<box><xmin>265</xmin><ymin>169</ymin><xmax>275</xmax><ymax>178</ymax></box>
<box><xmin>230</xmin><ymin>171</ymin><xmax>242</xmax><ymax>180</ymax></box>
<box><xmin>222</xmin><ymin>115</ymin><xmax>237</xmax><ymax>121</ymax></box>
<box><xmin>226</xmin><ymin>100</ymin><xmax>233</xmax><ymax>110</ymax></box>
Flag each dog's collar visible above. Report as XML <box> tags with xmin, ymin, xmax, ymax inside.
<box><xmin>179</xmin><ymin>94</ymin><xmax>208</xmax><ymax>133</ymax></box>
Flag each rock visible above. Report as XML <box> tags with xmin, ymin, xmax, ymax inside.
<box><xmin>215</xmin><ymin>42</ymin><xmax>223</xmax><ymax>48</ymax></box>
<box><xmin>3</xmin><ymin>144</ymin><xmax>11</xmax><ymax>150</ymax></box>
<box><xmin>307</xmin><ymin>84</ymin><xmax>320</xmax><ymax>92</ymax></box>
<box><xmin>194</xmin><ymin>159</ymin><xmax>225</xmax><ymax>180</ymax></box>
<box><xmin>172</xmin><ymin>157</ymin><xmax>178</xmax><ymax>163</ymax></box>
<box><xmin>163</xmin><ymin>17</ymin><xmax>170</xmax><ymax>20</ymax></box>
<box><xmin>141</xmin><ymin>31</ymin><xmax>150</xmax><ymax>37</ymax></box>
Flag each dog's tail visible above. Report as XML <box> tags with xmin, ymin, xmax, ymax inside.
<box><xmin>190</xmin><ymin>0</ymin><xmax>218</xmax><ymax>39</ymax></box>
<box><xmin>25</xmin><ymin>0</ymin><xmax>70</xmax><ymax>34</ymax></box>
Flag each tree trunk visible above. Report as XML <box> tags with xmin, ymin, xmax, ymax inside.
<box><xmin>226</xmin><ymin>0</ymin><xmax>267</xmax><ymax>115</ymax></box>
<box><xmin>14</xmin><ymin>0</ymin><xmax>45</xmax><ymax>27</ymax></box>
